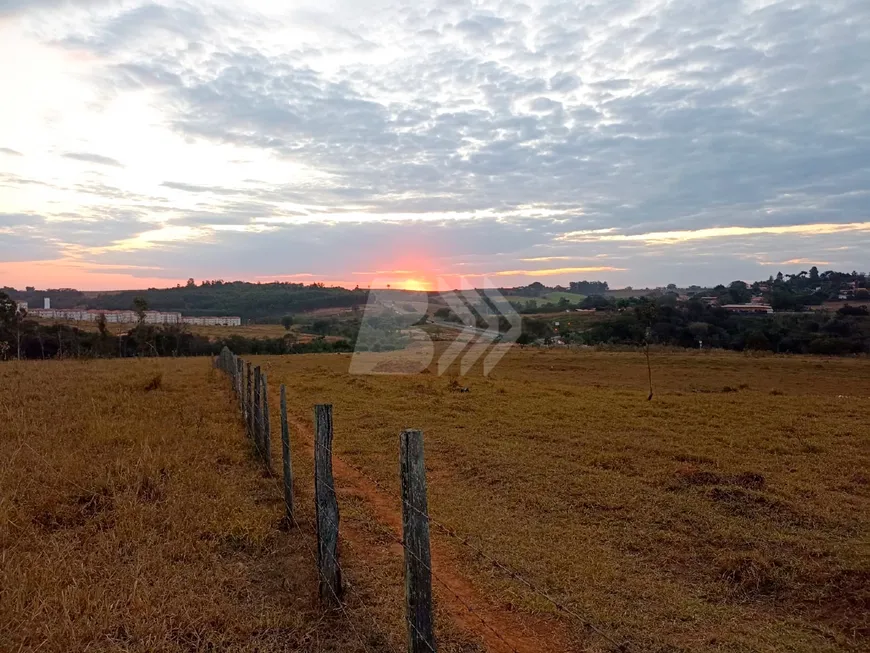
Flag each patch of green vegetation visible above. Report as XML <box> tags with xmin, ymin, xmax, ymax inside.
<box><xmin>542</xmin><ymin>291</ymin><xmax>586</xmax><ymax>304</ymax></box>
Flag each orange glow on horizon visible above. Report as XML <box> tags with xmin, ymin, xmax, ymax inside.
<box><xmin>0</xmin><ymin>259</ymin><xmax>185</xmax><ymax>291</ymax></box>
<box><xmin>398</xmin><ymin>278</ymin><xmax>431</xmax><ymax>291</ymax></box>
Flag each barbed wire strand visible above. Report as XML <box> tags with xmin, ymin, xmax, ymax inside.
<box><xmin>226</xmin><ymin>362</ymin><xmax>497</xmax><ymax>652</ymax></box>
<box><xmin>306</xmin><ymin>504</ymin><xmax>436</xmax><ymax>653</ymax></box>
<box><xmin>217</xmin><ymin>362</ymin><xmax>377</xmax><ymax>653</ymax></box>
<box><xmin>277</xmin><ymin>475</ymin><xmax>380</xmax><ymax>653</ymax></box>
<box><xmin>222</xmin><ymin>357</ymin><xmax>628</xmax><ymax>652</ymax></box>
<box><xmin>312</xmin><ymin>470</ymin><xmax>517</xmax><ymax>653</ymax></box>
<box><xmin>311</xmin><ymin>439</ymin><xmax>629</xmax><ymax>652</ymax></box>
<box><xmin>286</xmin><ymin>492</ymin><xmax>424</xmax><ymax>653</ymax></box>
<box><xmin>226</xmin><ymin>362</ymin><xmax>487</xmax><ymax>653</ymax></box>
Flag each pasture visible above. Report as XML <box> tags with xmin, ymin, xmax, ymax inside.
<box><xmin>30</xmin><ymin>318</ymin><xmax>328</xmax><ymax>342</ymax></box>
<box><xmin>503</xmin><ymin>291</ymin><xmax>587</xmax><ymax>305</ymax></box>
<box><xmin>2</xmin><ymin>347</ymin><xmax>868</xmax><ymax>652</ymax></box>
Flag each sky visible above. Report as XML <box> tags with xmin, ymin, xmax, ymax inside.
<box><xmin>0</xmin><ymin>0</ymin><xmax>868</xmax><ymax>291</ymax></box>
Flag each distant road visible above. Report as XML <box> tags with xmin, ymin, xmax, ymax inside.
<box><xmin>425</xmin><ymin>318</ymin><xmax>502</xmax><ymax>341</ymax></box>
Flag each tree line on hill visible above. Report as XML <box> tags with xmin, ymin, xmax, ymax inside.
<box><xmin>507</xmin><ymin>269</ymin><xmax>869</xmax><ymax>314</ymax></box>
<box><xmin>0</xmin><ymin>292</ymin><xmax>358</xmax><ymax>361</ymax></box>
<box><xmin>3</xmin><ymin>268</ymin><xmax>868</xmax><ymax>359</ymax></box>
<box><xmin>518</xmin><ymin>297</ymin><xmax>869</xmax><ymax>354</ymax></box>
<box><xmin>499</xmin><ymin>279</ymin><xmax>609</xmax><ymax>298</ymax></box>
<box><xmin>3</xmin><ymin>280</ymin><xmax>368</xmax><ymax>321</ymax></box>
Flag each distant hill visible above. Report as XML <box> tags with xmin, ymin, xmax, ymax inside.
<box><xmin>4</xmin><ymin>282</ymin><xmax>368</xmax><ymax>322</ymax></box>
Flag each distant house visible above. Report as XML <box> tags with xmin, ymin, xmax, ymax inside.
<box><xmin>722</xmin><ymin>304</ymin><xmax>774</xmax><ymax>314</ymax></box>
<box><xmin>700</xmin><ymin>296</ymin><xmax>719</xmax><ymax>305</ymax></box>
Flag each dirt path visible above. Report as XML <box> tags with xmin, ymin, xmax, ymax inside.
<box><xmin>288</xmin><ymin>416</ymin><xmax>574</xmax><ymax>653</ymax></box>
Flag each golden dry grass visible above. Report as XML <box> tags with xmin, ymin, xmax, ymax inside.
<box><xmin>2</xmin><ymin>348</ymin><xmax>869</xmax><ymax>652</ymax></box>
<box><xmin>0</xmin><ymin>358</ymin><xmax>402</xmax><ymax>652</ymax></box>
<box><xmin>31</xmin><ymin>319</ymin><xmax>333</xmax><ymax>342</ymax></box>
<box><xmin>250</xmin><ymin>345</ymin><xmax>870</xmax><ymax>652</ymax></box>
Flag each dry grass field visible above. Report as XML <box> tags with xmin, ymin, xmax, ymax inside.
<box><xmin>257</xmin><ymin>346</ymin><xmax>869</xmax><ymax>652</ymax></box>
<box><xmin>0</xmin><ymin>358</ymin><xmax>395</xmax><ymax>652</ymax></box>
<box><xmin>2</xmin><ymin>347</ymin><xmax>868</xmax><ymax>652</ymax></box>
<box><xmin>31</xmin><ymin>319</ymin><xmax>338</xmax><ymax>342</ymax></box>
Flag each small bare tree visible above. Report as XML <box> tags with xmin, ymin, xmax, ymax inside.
<box><xmin>14</xmin><ymin>305</ymin><xmax>27</xmax><ymax>360</ymax></box>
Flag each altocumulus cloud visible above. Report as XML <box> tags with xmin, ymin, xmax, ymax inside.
<box><xmin>0</xmin><ymin>0</ymin><xmax>868</xmax><ymax>288</ymax></box>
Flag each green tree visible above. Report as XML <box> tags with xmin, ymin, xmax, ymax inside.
<box><xmin>281</xmin><ymin>315</ymin><xmax>294</xmax><ymax>330</ymax></box>
<box><xmin>728</xmin><ymin>280</ymin><xmax>751</xmax><ymax>303</ymax></box>
<box><xmin>96</xmin><ymin>313</ymin><xmax>109</xmax><ymax>338</ymax></box>
<box><xmin>809</xmin><ymin>266</ymin><xmax>820</xmax><ymax>283</ymax></box>
<box><xmin>133</xmin><ymin>297</ymin><xmax>148</xmax><ymax>325</ymax></box>
<box><xmin>0</xmin><ymin>295</ymin><xmax>28</xmax><ymax>360</ymax></box>
<box><xmin>0</xmin><ymin>292</ymin><xmax>16</xmax><ymax>325</ymax></box>
<box><xmin>746</xmin><ymin>330</ymin><xmax>772</xmax><ymax>351</ymax></box>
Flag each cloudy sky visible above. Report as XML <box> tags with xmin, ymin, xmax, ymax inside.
<box><xmin>1</xmin><ymin>0</ymin><xmax>868</xmax><ymax>291</ymax></box>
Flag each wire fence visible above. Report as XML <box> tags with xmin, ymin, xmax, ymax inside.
<box><xmin>213</xmin><ymin>346</ymin><xmax>628</xmax><ymax>653</ymax></box>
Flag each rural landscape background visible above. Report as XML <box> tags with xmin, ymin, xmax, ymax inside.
<box><xmin>2</xmin><ymin>343</ymin><xmax>868</xmax><ymax>652</ymax></box>
<box><xmin>3</xmin><ymin>0</ymin><xmax>870</xmax><ymax>650</ymax></box>
<box><xmin>2</xmin><ymin>272</ymin><xmax>869</xmax><ymax>652</ymax></box>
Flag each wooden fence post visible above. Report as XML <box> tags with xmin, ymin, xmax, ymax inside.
<box><xmin>236</xmin><ymin>357</ymin><xmax>244</xmax><ymax>411</ymax></box>
<box><xmin>314</xmin><ymin>404</ymin><xmax>341</xmax><ymax>605</ymax></box>
<box><xmin>253</xmin><ymin>366</ymin><xmax>262</xmax><ymax>457</ymax></box>
<box><xmin>247</xmin><ymin>362</ymin><xmax>254</xmax><ymax>440</ymax></box>
<box><xmin>261</xmin><ymin>372</ymin><xmax>271</xmax><ymax>470</ymax></box>
<box><xmin>400</xmin><ymin>429</ymin><xmax>436</xmax><ymax>653</ymax></box>
<box><xmin>280</xmin><ymin>385</ymin><xmax>294</xmax><ymax>525</ymax></box>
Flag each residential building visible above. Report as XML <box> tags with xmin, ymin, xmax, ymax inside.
<box><xmin>28</xmin><ymin>307</ymin><xmax>239</xmax><ymax>326</ymax></box>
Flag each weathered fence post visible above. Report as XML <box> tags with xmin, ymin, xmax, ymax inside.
<box><xmin>400</xmin><ymin>429</ymin><xmax>436</xmax><ymax>653</ymax></box>
<box><xmin>246</xmin><ymin>362</ymin><xmax>254</xmax><ymax>439</ymax></box>
<box><xmin>236</xmin><ymin>357</ymin><xmax>244</xmax><ymax>411</ymax></box>
<box><xmin>261</xmin><ymin>372</ymin><xmax>271</xmax><ymax>470</ymax></box>
<box><xmin>280</xmin><ymin>384</ymin><xmax>294</xmax><ymax>525</ymax></box>
<box><xmin>314</xmin><ymin>404</ymin><xmax>341</xmax><ymax>605</ymax></box>
<box><xmin>253</xmin><ymin>366</ymin><xmax>262</xmax><ymax>456</ymax></box>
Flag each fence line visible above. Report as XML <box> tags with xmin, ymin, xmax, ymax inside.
<box><xmin>310</xmin><ymin>463</ymin><xmax>515</xmax><ymax>653</ymax></box>
<box><xmin>306</xmin><ymin>437</ymin><xmax>627</xmax><ymax>651</ymax></box>
<box><xmin>279</xmin><ymin>385</ymin><xmax>294</xmax><ymax>525</ymax></box>
<box><xmin>214</xmin><ymin>347</ymin><xmax>628</xmax><ymax>653</ymax></box>
<box><xmin>217</xmin><ymin>348</ymin><xmax>398</xmax><ymax>652</ymax></box>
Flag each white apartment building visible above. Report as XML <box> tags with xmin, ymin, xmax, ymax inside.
<box><xmin>182</xmin><ymin>315</ymin><xmax>242</xmax><ymax>327</ymax></box>
<box><xmin>29</xmin><ymin>305</ymin><xmax>240</xmax><ymax>327</ymax></box>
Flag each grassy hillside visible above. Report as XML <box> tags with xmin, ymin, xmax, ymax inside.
<box><xmin>6</xmin><ymin>282</ymin><xmax>367</xmax><ymax>321</ymax></box>
<box><xmin>542</xmin><ymin>291</ymin><xmax>587</xmax><ymax>303</ymax></box>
